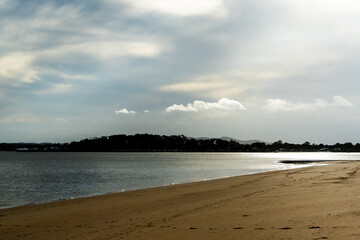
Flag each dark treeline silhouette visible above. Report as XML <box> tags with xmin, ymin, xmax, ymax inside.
<box><xmin>65</xmin><ymin>134</ymin><xmax>243</xmax><ymax>152</ymax></box>
<box><xmin>2</xmin><ymin>134</ymin><xmax>360</xmax><ymax>152</ymax></box>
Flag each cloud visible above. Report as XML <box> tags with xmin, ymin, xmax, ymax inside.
<box><xmin>0</xmin><ymin>0</ymin><xmax>17</xmax><ymax>11</ymax></box>
<box><xmin>166</xmin><ymin>98</ymin><xmax>246</xmax><ymax>113</ymax></box>
<box><xmin>0</xmin><ymin>3</ymin><xmax>85</xmax><ymax>51</ymax></box>
<box><xmin>0</xmin><ymin>2</ymin><xmax>164</xmax><ymax>86</ymax></box>
<box><xmin>159</xmin><ymin>69</ymin><xmax>289</xmax><ymax>99</ymax></box>
<box><xmin>34</xmin><ymin>83</ymin><xmax>73</xmax><ymax>95</ymax></box>
<box><xmin>56</xmin><ymin>117</ymin><xmax>68</xmax><ymax>122</ymax></box>
<box><xmin>265</xmin><ymin>96</ymin><xmax>354</xmax><ymax>113</ymax></box>
<box><xmin>332</xmin><ymin>95</ymin><xmax>354</xmax><ymax>107</ymax></box>
<box><xmin>0</xmin><ymin>52</ymin><xmax>40</xmax><ymax>86</ymax></box>
<box><xmin>49</xmin><ymin>41</ymin><xmax>163</xmax><ymax>59</ymax></box>
<box><xmin>110</xmin><ymin>0</ymin><xmax>227</xmax><ymax>17</ymax></box>
<box><xmin>40</xmin><ymin>69</ymin><xmax>94</xmax><ymax>81</ymax></box>
<box><xmin>115</xmin><ymin>108</ymin><xmax>137</xmax><ymax>114</ymax></box>
<box><xmin>0</xmin><ymin>114</ymin><xmax>43</xmax><ymax>123</ymax></box>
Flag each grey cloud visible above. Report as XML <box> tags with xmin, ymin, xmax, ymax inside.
<box><xmin>2</xmin><ymin>0</ymin><xmax>360</xmax><ymax>143</ymax></box>
<box><xmin>106</xmin><ymin>0</ymin><xmax>228</xmax><ymax>17</ymax></box>
<box><xmin>265</xmin><ymin>96</ymin><xmax>355</xmax><ymax>113</ymax></box>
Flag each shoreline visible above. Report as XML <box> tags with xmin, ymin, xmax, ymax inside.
<box><xmin>1</xmin><ymin>161</ymin><xmax>360</xmax><ymax>239</ymax></box>
<box><xmin>0</xmin><ymin>160</ymin><xmax>320</xmax><ymax>211</ymax></box>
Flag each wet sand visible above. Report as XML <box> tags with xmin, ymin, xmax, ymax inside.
<box><xmin>1</xmin><ymin>161</ymin><xmax>360</xmax><ymax>239</ymax></box>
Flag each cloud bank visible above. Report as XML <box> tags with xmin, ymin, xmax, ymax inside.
<box><xmin>166</xmin><ymin>98</ymin><xmax>246</xmax><ymax>113</ymax></box>
<box><xmin>265</xmin><ymin>96</ymin><xmax>354</xmax><ymax>113</ymax></box>
<box><xmin>110</xmin><ymin>0</ymin><xmax>227</xmax><ymax>17</ymax></box>
<box><xmin>34</xmin><ymin>83</ymin><xmax>73</xmax><ymax>95</ymax></box>
<box><xmin>159</xmin><ymin>69</ymin><xmax>288</xmax><ymax>99</ymax></box>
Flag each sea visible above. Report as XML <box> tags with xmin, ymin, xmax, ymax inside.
<box><xmin>1</xmin><ymin>151</ymin><xmax>359</xmax><ymax>209</ymax></box>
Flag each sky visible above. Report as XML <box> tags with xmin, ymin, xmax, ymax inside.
<box><xmin>1</xmin><ymin>0</ymin><xmax>360</xmax><ymax>144</ymax></box>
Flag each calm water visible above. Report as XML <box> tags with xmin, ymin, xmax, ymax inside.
<box><xmin>1</xmin><ymin>152</ymin><xmax>359</xmax><ymax>209</ymax></box>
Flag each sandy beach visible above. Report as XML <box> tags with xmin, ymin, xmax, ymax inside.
<box><xmin>1</xmin><ymin>161</ymin><xmax>360</xmax><ymax>239</ymax></box>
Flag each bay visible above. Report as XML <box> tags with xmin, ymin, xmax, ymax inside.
<box><xmin>1</xmin><ymin>151</ymin><xmax>359</xmax><ymax>209</ymax></box>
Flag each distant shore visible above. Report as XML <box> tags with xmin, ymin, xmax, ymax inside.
<box><xmin>1</xmin><ymin>161</ymin><xmax>360</xmax><ymax>239</ymax></box>
<box><xmin>2</xmin><ymin>133</ymin><xmax>360</xmax><ymax>152</ymax></box>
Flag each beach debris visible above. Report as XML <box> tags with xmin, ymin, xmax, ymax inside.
<box><xmin>233</xmin><ymin>227</ymin><xmax>243</xmax><ymax>230</ymax></box>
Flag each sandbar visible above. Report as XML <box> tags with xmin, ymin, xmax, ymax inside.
<box><xmin>1</xmin><ymin>161</ymin><xmax>360</xmax><ymax>239</ymax></box>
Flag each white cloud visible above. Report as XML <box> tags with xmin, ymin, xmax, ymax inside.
<box><xmin>57</xmin><ymin>73</ymin><xmax>93</xmax><ymax>81</ymax></box>
<box><xmin>265</xmin><ymin>96</ymin><xmax>354</xmax><ymax>113</ymax></box>
<box><xmin>56</xmin><ymin>117</ymin><xmax>69</xmax><ymax>122</ymax></box>
<box><xmin>332</xmin><ymin>95</ymin><xmax>354</xmax><ymax>107</ymax></box>
<box><xmin>0</xmin><ymin>40</ymin><xmax>159</xmax><ymax>88</ymax></box>
<box><xmin>0</xmin><ymin>114</ymin><xmax>43</xmax><ymax>123</ymax></box>
<box><xmin>41</xmin><ymin>69</ymin><xmax>94</xmax><ymax>81</ymax></box>
<box><xmin>115</xmin><ymin>108</ymin><xmax>137</xmax><ymax>114</ymax></box>
<box><xmin>80</xmin><ymin>41</ymin><xmax>161</xmax><ymax>59</ymax></box>
<box><xmin>0</xmin><ymin>52</ymin><xmax>40</xmax><ymax>86</ymax></box>
<box><xmin>159</xmin><ymin>69</ymin><xmax>288</xmax><ymax>99</ymax></box>
<box><xmin>34</xmin><ymin>83</ymin><xmax>73</xmax><ymax>95</ymax></box>
<box><xmin>166</xmin><ymin>98</ymin><xmax>246</xmax><ymax>113</ymax></box>
<box><xmin>111</xmin><ymin>0</ymin><xmax>227</xmax><ymax>17</ymax></box>
<box><xmin>47</xmin><ymin>41</ymin><xmax>163</xmax><ymax>60</ymax></box>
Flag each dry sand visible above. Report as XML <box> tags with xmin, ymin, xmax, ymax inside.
<box><xmin>1</xmin><ymin>161</ymin><xmax>360</xmax><ymax>240</ymax></box>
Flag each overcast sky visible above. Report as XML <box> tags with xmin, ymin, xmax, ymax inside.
<box><xmin>2</xmin><ymin>0</ymin><xmax>360</xmax><ymax>144</ymax></box>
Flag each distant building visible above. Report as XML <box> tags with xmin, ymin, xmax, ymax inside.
<box><xmin>16</xmin><ymin>148</ymin><xmax>39</xmax><ymax>152</ymax></box>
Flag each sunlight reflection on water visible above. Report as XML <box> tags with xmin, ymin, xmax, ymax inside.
<box><xmin>0</xmin><ymin>152</ymin><xmax>359</xmax><ymax>209</ymax></box>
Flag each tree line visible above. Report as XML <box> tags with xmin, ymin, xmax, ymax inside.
<box><xmin>1</xmin><ymin>134</ymin><xmax>360</xmax><ymax>152</ymax></box>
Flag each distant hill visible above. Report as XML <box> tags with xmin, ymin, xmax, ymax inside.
<box><xmin>220</xmin><ymin>137</ymin><xmax>269</xmax><ymax>145</ymax></box>
<box><xmin>196</xmin><ymin>136</ymin><xmax>269</xmax><ymax>145</ymax></box>
<box><xmin>1</xmin><ymin>134</ymin><xmax>358</xmax><ymax>152</ymax></box>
